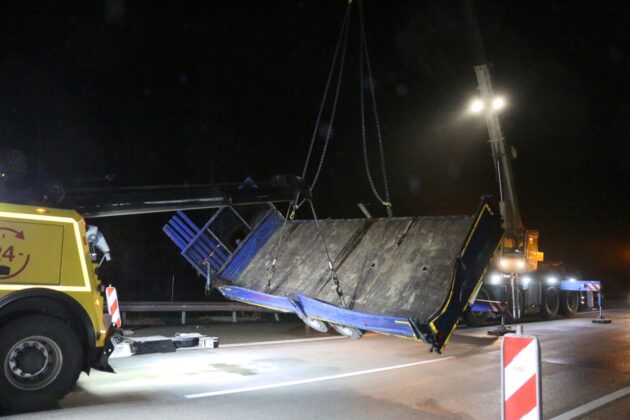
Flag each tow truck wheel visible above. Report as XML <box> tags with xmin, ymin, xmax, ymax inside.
<box><xmin>560</xmin><ymin>291</ymin><xmax>579</xmax><ymax>317</ymax></box>
<box><xmin>541</xmin><ymin>287</ymin><xmax>560</xmax><ymax>320</ymax></box>
<box><xmin>0</xmin><ymin>315</ymin><xmax>83</xmax><ymax>413</ymax></box>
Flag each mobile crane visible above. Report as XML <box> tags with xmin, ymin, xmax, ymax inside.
<box><xmin>462</xmin><ymin>0</ymin><xmax>601</xmax><ymax>328</ymax></box>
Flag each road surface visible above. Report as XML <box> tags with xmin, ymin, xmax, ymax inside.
<box><xmin>7</xmin><ymin>309</ymin><xmax>630</xmax><ymax>419</ymax></box>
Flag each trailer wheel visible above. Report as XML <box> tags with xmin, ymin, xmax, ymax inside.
<box><xmin>0</xmin><ymin>315</ymin><xmax>83</xmax><ymax>412</ymax></box>
<box><xmin>560</xmin><ymin>291</ymin><xmax>579</xmax><ymax>317</ymax></box>
<box><xmin>465</xmin><ymin>287</ymin><xmax>493</xmax><ymax>327</ymax></box>
<box><xmin>329</xmin><ymin>323</ymin><xmax>364</xmax><ymax>340</ymax></box>
<box><xmin>541</xmin><ymin>287</ymin><xmax>560</xmax><ymax>320</ymax></box>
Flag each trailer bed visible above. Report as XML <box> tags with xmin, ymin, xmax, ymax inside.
<box><xmin>165</xmin><ymin>198</ymin><xmax>503</xmax><ymax>352</ymax></box>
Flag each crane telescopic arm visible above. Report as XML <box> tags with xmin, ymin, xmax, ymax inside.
<box><xmin>462</xmin><ymin>0</ymin><xmax>523</xmax><ymax>234</ymax></box>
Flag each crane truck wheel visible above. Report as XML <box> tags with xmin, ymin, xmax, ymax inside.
<box><xmin>540</xmin><ymin>286</ymin><xmax>560</xmax><ymax>320</ymax></box>
<box><xmin>465</xmin><ymin>287</ymin><xmax>493</xmax><ymax>327</ymax></box>
<box><xmin>0</xmin><ymin>314</ymin><xmax>83</xmax><ymax>413</ymax></box>
<box><xmin>559</xmin><ymin>291</ymin><xmax>579</xmax><ymax>317</ymax></box>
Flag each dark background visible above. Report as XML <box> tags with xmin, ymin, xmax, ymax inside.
<box><xmin>1</xmin><ymin>1</ymin><xmax>628</xmax><ymax>299</ymax></box>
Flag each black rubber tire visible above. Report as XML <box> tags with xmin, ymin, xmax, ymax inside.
<box><xmin>329</xmin><ymin>323</ymin><xmax>364</xmax><ymax>340</ymax></box>
<box><xmin>465</xmin><ymin>287</ymin><xmax>493</xmax><ymax>327</ymax></box>
<box><xmin>0</xmin><ymin>315</ymin><xmax>83</xmax><ymax>413</ymax></box>
<box><xmin>541</xmin><ymin>287</ymin><xmax>560</xmax><ymax>320</ymax></box>
<box><xmin>559</xmin><ymin>291</ymin><xmax>579</xmax><ymax>317</ymax></box>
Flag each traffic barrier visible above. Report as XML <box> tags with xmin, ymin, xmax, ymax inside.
<box><xmin>106</xmin><ymin>286</ymin><xmax>122</xmax><ymax>328</ymax></box>
<box><xmin>559</xmin><ymin>280</ymin><xmax>611</xmax><ymax>324</ymax></box>
<box><xmin>501</xmin><ymin>326</ymin><xmax>542</xmax><ymax>420</ymax></box>
<box><xmin>118</xmin><ymin>301</ymin><xmax>282</xmax><ymax>325</ymax></box>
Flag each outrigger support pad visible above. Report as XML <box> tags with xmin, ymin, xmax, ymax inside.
<box><xmin>487</xmin><ymin>324</ymin><xmax>516</xmax><ymax>336</ymax></box>
<box><xmin>487</xmin><ymin>307</ymin><xmax>515</xmax><ymax>336</ymax></box>
<box><xmin>592</xmin><ymin>291</ymin><xmax>612</xmax><ymax>324</ymax></box>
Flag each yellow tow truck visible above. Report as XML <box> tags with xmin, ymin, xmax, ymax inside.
<box><xmin>0</xmin><ymin>203</ymin><xmax>114</xmax><ymax>411</ymax></box>
<box><xmin>0</xmin><ymin>201</ymin><xmax>222</xmax><ymax>412</ymax></box>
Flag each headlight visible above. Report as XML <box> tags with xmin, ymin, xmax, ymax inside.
<box><xmin>489</xmin><ymin>274</ymin><xmax>502</xmax><ymax>285</ymax></box>
<box><xmin>497</xmin><ymin>257</ymin><xmax>526</xmax><ymax>272</ymax></box>
<box><xmin>547</xmin><ymin>276</ymin><xmax>558</xmax><ymax>285</ymax></box>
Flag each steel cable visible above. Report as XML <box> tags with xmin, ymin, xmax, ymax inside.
<box><xmin>358</xmin><ymin>0</ymin><xmax>392</xmax><ymax>216</ymax></box>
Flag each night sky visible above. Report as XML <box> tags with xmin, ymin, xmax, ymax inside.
<box><xmin>1</xmin><ymin>1</ymin><xmax>628</xmax><ymax>298</ymax></box>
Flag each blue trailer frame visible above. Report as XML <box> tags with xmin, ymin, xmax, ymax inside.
<box><xmin>164</xmin><ymin>198</ymin><xmax>503</xmax><ymax>352</ymax></box>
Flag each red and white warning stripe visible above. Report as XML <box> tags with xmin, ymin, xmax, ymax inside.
<box><xmin>489</xmin><ymin>301</ymin><xmax>506</xmax><ymax>313</ymax></box>
<box><xmin>585</xmin><ymin>282</ymin><xmax>601</xmax><ymax>292</ymax></box>
<box><xmin>502</xmin><ymin>334</ymin><xmax>541</xmax><ymax>420</ymax></box>
<box><xmin>106</xmin><ymin>286</ymin><xmax>122</xmax><ymax>328</ymax></box>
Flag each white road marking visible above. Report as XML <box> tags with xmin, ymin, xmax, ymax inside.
<box><xmin>177</xmin><ymin>335</ymin><xmax>348</xmax><ymax>351</ymax></box>
<box><xmin>185</xmin><ymin>356</ymin><xmax>455</xmax><ymax>399</ymax></box>
<box><xmin>550</xmin><ymin>385</ymin><xmax>630</xmax><ymax>420</ymax></box>
<box><xmin>221</xmin><ymin>335</ymin><xmax>349</xmax><ymax>348</ymax></box>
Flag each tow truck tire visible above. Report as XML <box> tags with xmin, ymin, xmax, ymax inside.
<box><xmin>0</xmin><ymin>315</ymin><xmax>83</xmax><ymax>413</ymax></box>
<box><xmin>560</xmin><ymin>291</ymin><xmax>579</xmax><ymax>317</ymax></box>
<box><xmin>541</xmin><ymin>287</ymin><xmax>560</xmax><ymax>320</ymax></box>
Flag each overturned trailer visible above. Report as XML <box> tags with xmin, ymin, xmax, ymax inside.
<box><xmin>164</xmin><ymin>197</ymin><xmax>503</xmax><ymax>352</ymax></box>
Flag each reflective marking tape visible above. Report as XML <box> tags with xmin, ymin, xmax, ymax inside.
<box><xmin>586</xmin><ymin>282</ymin><xmax>601</xmax><ymax>292</ymax></box>
<box><xmin>490</xmin><ymin>301</ymin><xmax>505</xmax><ymax>312</ymax></box>
<box><xmin>502</xmin><ymin>334</ymin><xmax>542</xmax><ymax>420</ymax></box>
<box><xmin>106</xmin><ymin>286</ymin><xmax>122</xmax><ymax>328</ymax></box>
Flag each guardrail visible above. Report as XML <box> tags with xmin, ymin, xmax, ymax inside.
<box><xmin>119</xmin><ymin>301</ymin><xmax>282</xmax><ymax>325</ymax></box>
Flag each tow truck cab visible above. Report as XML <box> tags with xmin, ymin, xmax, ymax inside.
<box><xmin>0</xmin><ymin>203</ymin><xmax>111</xmax><ymax>411</ymax></box>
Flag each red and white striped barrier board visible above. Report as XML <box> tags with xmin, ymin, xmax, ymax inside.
<box><xmin>585</xmin><ymin>282</ymin><xmax>601</xmax><ymax>292</ymax></box>
<box><xmin>502</xmin><ymin>332</ymin><xmax>542</xmax><ymax>420</ymax></box>
<box><xmin>488</xmin><ymin>300</ymin><xmax>506</xmax><ymax>313</ymax></box>
<box><xmin>106</xmin><ymin>286</ymin><xmax>122</xmax><ymax>328</ymax></box>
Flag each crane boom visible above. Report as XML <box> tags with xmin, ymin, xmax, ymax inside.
<box><xmin>474</xmin><ymin>64</ymin><xmax>523</xmax><ymax>233</ymax></box>
<box><xmin>463</xmin><ymin>0</ymin><xmax>522</xmax><ymax>233</ymax></box>
<box><xmin>463</xmin><ymin>0</ymin><xmax>541</xmax><ymax>276</ymax></box>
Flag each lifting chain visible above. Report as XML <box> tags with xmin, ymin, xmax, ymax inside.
<box><xmin>295</xmin><ymin>1</ymin><xmax>353</xmax><ymax>214</ymax></box>
<box><xmin>265</xmin><ymin>199</ymin><xmax>297</xmax><ymax>292</ymax></box>
<box><xmin>358</xmin><ymin>0</ymin><xmax>393</xmax><ymax>217</ymax></box>
<box><xmin>308</xmin><ymin>199</ymin><xmax>346</xmax><ymax>307</ymax></box>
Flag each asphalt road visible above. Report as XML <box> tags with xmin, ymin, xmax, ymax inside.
<box><xmin>7</xmin><ymin>309</ymin><xmax>630</xmax><ymax>419</ymax></box>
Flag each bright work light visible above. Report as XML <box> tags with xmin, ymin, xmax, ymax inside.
<box><xmin>492</xmin><ymin>96</ymin><xmax>505</xmax><ymax>110</ymax></box>
<box><xmin>469</xmin><ymin>99</ymin><xmax>484</xmax><ymax>113</ymax></box>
